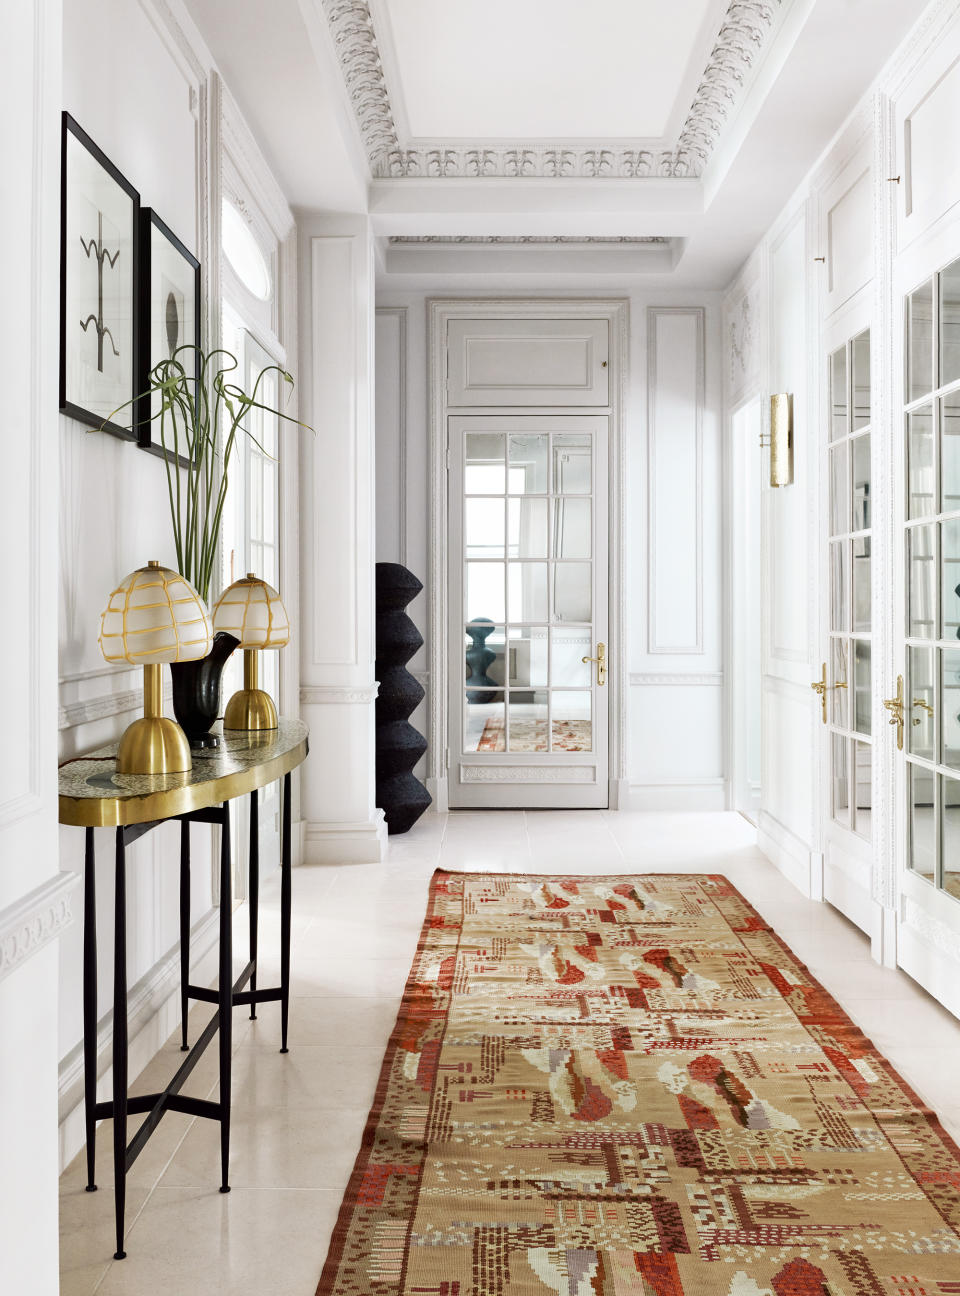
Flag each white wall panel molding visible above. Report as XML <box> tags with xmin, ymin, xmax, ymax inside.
<box><xmin>59</xmin><ymin>682</ymin><xmax>174</xmax><ymax>731</ymax></box>
<box><xmin>629</xmin><ymin>672</ymin><xmax>723</xmax><ymax>687</ymax></box>
<box><xmin>647</xmin><ymin>307</ymin><xmax>705</xmax><ymax>656</ymax></box>
<box><xmin>323</xmin><ymin>0</ymin><xmax>788</xmax><ymax>180</ymax></box>
<box><xmin>0</xmin><ymin>873</ymin><xmax>78</xmax><ymax>984</ymax></box>
<box><xmin>300</xmin><ymin>684</ymin><xmax>379</xmax><ymax>704</ymax></box>
<box><xmin>629</xmin><ymin>779</ymin><xmax>726</xmax><ymax>812</ymax></box>
<box><xmin>461</xmin><ymin>765</ymin><xmax>596</xmax><ymax>785</ymax></box>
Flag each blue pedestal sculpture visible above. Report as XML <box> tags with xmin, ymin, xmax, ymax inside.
<box><xmin>375</xmin><ymin>563</ymin><xmax>432</xmax><ymax>835</ymax></box>
<box><xmin>466</xmin><ymin>617</ymin><xmax>497</xmax><ymax>702</ymax></box>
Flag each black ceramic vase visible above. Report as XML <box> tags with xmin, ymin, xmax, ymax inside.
<box><xmin>170</xmin><ymin>631</ymin><xmax>240</xmax><ymax>748</ymax></box>
<box><xmin>375</xmin><ymin>563</ymin><xmax>431</xmax><ymax>835</ymax></box>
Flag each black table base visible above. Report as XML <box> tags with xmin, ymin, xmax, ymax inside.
<box><xmin>81</xmin><ymin>771</ymin><xmax>293</xmax><ymax>1260</ymax></box>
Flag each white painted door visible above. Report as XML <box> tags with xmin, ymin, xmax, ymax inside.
<box><xmin>448</xmin><ymin>415</ymin><xmax>609</xmax><ymax>808</ymax></box>
<box><xmin>818</xmin><ymin>323</ymin><xmax>876</xmax><ymax>923</ymax></box>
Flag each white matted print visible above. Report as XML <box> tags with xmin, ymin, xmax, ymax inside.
<box><xmin>59</xmin><ymin>113</ymin><xmax>138</xmax><ymax>439</ymax></box>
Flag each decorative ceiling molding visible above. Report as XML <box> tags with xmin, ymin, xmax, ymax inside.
<box><xmin>388</xmin><ymin>236</ymin><xmax>670</xmax><ymax>245</ymax></box>
<box><xmin>323</xmin><ymin>0</ymin><xmax>785</xmax><ymax>180</ymax></box>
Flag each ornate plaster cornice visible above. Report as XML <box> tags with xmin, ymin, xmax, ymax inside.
<box><xmin>388</xmin><ymin>235</ymin><xmax>670</xmax><ymax>245</ymax></box>
<box><xmin>322</xmin><ymin>0</ymin><xmax>784</xmax><ymax>179</ymax></box>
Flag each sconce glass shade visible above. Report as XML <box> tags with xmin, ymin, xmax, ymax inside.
<box><xmin>212</xmin><ymin>574</ymin><xmax>289</xmax><ymax>649</ymax></box>
<box><xmin>99</xmin><ymin>561</ymin><xmax>212</xmax><ymax>664</ymax></box>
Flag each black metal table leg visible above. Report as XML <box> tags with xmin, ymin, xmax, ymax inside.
<box><xmin>280</xmin><ymin>771</ymin><xmax>292</xmax><ymax>1054</ymax></box>
<box><xmin>179</xmin><ymin>820</ymin><xmax>190</xmax><ymax>1051</ymax></box>
<box><xmin>218</xmin><ymin>807</ymin><xmax>232</xmax><ymax>1193</ymax></box>
<box><xmin>248</xmin><ymin>790</ymin><xmax>259</xmax><ymax>1020</ymax></box>
<box><xmin>112</xmin><ymin>828</ymin><xmax>128</xmax><ymax>1260</ymax></box>
<box><xmin>83</xmin><ymin>827</ymin><xmax>98</xmax><ymax>1193</ymax></box>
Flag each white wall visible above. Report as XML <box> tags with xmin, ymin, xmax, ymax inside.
<box><xmin>374</xmin><ymin>286</ymin><xmax>725</xmax><ymax>809</ymax></box>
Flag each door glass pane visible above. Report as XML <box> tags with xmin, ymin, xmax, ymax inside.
<box><xmin>466</xmin><ymin>433</ymin><xmax>505</xmax><ymax>493</ymax></box>
<box><xmin>854</xmin><ymin>640</ymin><xmax>871</xmax><ymax>735</ymax></box>
<box><xmin>830</xmin><ymin>542</ymin><xmax>849</xmax><ymax>632</ymax></box>
<box><xmin>853</xmin><ymin>538</ymin><xmax>871</xmax><ymax>633</ymax></box>
<box><xmin>853</xmin><ymin>740</ymin><xmax>872</xmax><ymax>840</ymax></box>
<box><xmin>940</xmin><ymin>259</ymin><xmax>960</xmax><ymax>388</ymax></box>
<box><xmin>508</xmin><ymin>497</ymin><xmax>548</xmax><ymax>558</ymax></box>
<box><xmin>553</xmin><ymin>563</ymin><xmax>591</xmax><ymax>622</ymax></box>
<box><xmin>830</xmin><ymin>345</ymin><xmax>847</xmax><ymax>440</ymax></box>
<box><xmin>909</xmin><ymin>763</ymin><xmax>936</xmax><ymax>884</ymax></box>
<box><xmin>553</xmin><ymin>435</ymin><xmax>591</xmax><ymax>493</ymax></box>
<box><xmin>908</xmin><ymin>525</ymin><xmax>936</xmax><ymax>639</ymax></box>
<box><xmin>852</xmin><ymin>330</ymin><xmax>871</xmax><ymax>430</ymax></box>
<box><xmin>944</xmin><ymin>648</ymin><xmax>960</xmax><ymax>771</ymax></box>
<box><xmin>832</xmin><ymin>734</ymin><xmax>851</xmax><ymax>828</ymax></box>
<box><xmin>550</xmin><ymin>628</ymin><xmax>592</xmax><ymax>686</ymax></box>
<box><xmin>908</xmin><ymin>407</ymin><xmax>935</xmax><ymax>519</ymax></box>
<box><xmin>552</xmin><ymin>690</ymin><xmax>592</xmax><ymax>752</ymax></box>
<box><xmin>507</xmin><ymin>695</ymin><xmax>548</xmax><ymax>752</ymax></box>
<box><xmin>852</xmin><ymin>434</ymin><xmax>871</xmax><ymax>530</ymax></box>
<box><xmin>467</xmin><ymin>697</ymin><xmax>504</xmax><ymax>752</ymax></box>
<box><xmin>829</xmin><ymin>444</ymin><xmax>848</xmax><ymax>534</ymax></box>
<box><xmin>831</xmin><ymin>638</ymin><xmax>848</xmax><ymax>726</ymax></box>
<box><xmin>909</xmin><ymin>646</ymin><xmax>935</xmax><ymax>760</ymax></box>
<box><xmin>465</xmin><ymin>621</ymin><xmax>504</xmax><ymax>696</ymax></box>
<box><xmin>508</xmin><ymin>435</ymin><xmax>548</xmax><ymax>493</ymax></box>
<box><xmin>552</xmin><ymin>498</ymin><xmax>591</xmax><ymax>559</ymax></box>
<box><xmin>943</xmin><ymin>775</ymin><xmax>960</xmax><ymax>901</ymax></box>
<box><xmin>908</xmin><ymin>280</ymin><xmax>934</xmax><ymax>403</ymax></box>
<box><xmin>508</xmin><ymin>562</ymin><xmax>548</xmax><ymax>622</ymax></box>
<box><xmin>467</xmin><ymin>563</ymin><xmax>504</xmax><ymax>623</ymax></box>
<box><xmin>507</xmin><ymin>627</ymin><xmax>548</xmax><ymax>689</ymax></box>
<box><xmin>944</xmin><ymin>391</ymin><xmax>960</xmax><ymax>512</ymax></box>
<box><xmin>942</xmin><ymin>519</ymin><xmax>960</xmax><ymax>639</ymax></box>
<box><xmin>466</xmin><ymin>497</ymin><xmax>505</xmax><ymax>559</ymax></box>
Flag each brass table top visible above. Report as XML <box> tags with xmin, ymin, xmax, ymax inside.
<box><xmin>59</xmin><ymin>719</ymin><xmax>309</xmax><ymax>827</ymax></box>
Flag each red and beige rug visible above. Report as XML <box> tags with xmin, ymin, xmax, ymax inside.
<box><xmin>477</xmin><ymin>719</ymin><xmax>592</xmax><ymax>753</ymax></box>
<box><xmin>317</xmin><ymin>872</ymin><xmax>960</xmax><ymax>1295</ymax></box>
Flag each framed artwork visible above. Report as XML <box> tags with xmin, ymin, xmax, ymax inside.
<box><xmin>59</xmin><ymin>112</ymin><xmax>139</xmax><ymax>440</ymax></box>
<box><xmin>137</xmin><ymin>209</ymin><xmax>201</xmax><ymax>469</ymax></box>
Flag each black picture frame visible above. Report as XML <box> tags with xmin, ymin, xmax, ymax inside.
<box><xmin>59</xmin><ymin>112</ymin><xmax>139</xmax><ymax>441</ymax></box>
<box><xmin>137</xmin><ymin>208</ymin><xmax>201</xmax><ymax>470</ymax></box>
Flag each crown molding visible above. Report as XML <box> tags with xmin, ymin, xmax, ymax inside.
<box><xmin>388</xmin><ymin>235</ymin><xmax>669</xmax><ymax>245</ymax></box>
<box><xmin>322</xmin><ymin>0</ymin><xmax>785</xmax><ymax>180</ymax></box>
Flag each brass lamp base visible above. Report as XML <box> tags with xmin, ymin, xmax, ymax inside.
<box><xmin>223</xmin><ymin>648</ymin><xmax>278</xmax><ymax>731</ymax></box>
<box><xmin>117</xmin><ymin>716</ymin><xmax>192</xmax><ymax>775</ymax></box>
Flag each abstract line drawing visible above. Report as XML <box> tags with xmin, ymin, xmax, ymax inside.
<box><xmin>79</xmin><ymin>211</ymin><xmax>120</xmax><ymax>372</ymax></box>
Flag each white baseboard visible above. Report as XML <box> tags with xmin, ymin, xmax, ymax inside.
<box><xmin>58</xmin><ymin>907</ymin><xmax>220</xmax><ymax>1172</ymax></box>
<box><xmin>627</xmin><ymin>780</ymin><xmax>726</xmax><ymax>812</ymax></box>
<box><xmin>426</xmin><ymin>775</ymin><xmax>448</xmax><ymax>813</ymax></box>
<box><xmin>757</xmin><ymin>810</ymin><xmax>815</xmax><ymax>897</ymax></box>
<box><xmin>303</xmin><ymin>809</ymin><xmax>388</xmax><ymax>864</ymax></box>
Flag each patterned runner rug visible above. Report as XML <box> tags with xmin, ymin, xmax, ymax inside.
<box><xmin>477</xmin><ymin>719</ymin><xmax>592</xmax><ymax>752</ymax></box>
<box><xmin>317</xmin><ymin>872</ymin><xmax>960</xmax><ymax>1295</ymax></box>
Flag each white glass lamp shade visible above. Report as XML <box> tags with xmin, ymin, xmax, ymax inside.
<box><xmin>212</xmin><ymin>574</ymin><xmax>290</xmax><ymax>649</ymax></box>
<box><xmin>99</xmin><ymin>561</ymin><xmax>212</xmax><ymax>665</ymax></box>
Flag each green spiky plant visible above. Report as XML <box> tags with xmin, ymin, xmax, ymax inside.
<box><xmin>108</xmin><ymin>345</ymin><xmax>309</xmax><ymax>603</ymax></box>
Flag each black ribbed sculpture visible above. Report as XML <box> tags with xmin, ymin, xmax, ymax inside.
<box><xmin>375</xmin><ymin>563</ymin><xmax>431</xmax><ymax>835</ymax></box>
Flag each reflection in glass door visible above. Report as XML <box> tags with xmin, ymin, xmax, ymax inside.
<box><xmin>449</xmin><ymin>415</ymin><xmax>608</xmax><ymax>808</ymax></box>
<box><xmin>825</xmin><ymin>329</ymin><xmax>873</xmax><ymax>842</ymax></box>
<box><xmin>904</xmin><ymin>260</ymin><xmax>960</xmax><ymax>899</ymax></box>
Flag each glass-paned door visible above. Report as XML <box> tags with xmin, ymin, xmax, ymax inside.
<box><xmin>903</xmin><ymin>260</ymin><xmax>960</xmax><ymax>900</ymax></box>
<box><xmin>825</xmin><ymin>329</ymin><xmax>874</xmax><ymax>846</ymax></box>
<box><xmin>448</xmin><ymin>415</ymin><xmax>609</xmax><ymax>808</ymax></box>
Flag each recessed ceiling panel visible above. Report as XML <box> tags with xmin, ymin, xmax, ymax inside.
<box><xmin>382</xmin><ymin>0</ymin><xmax>719</xmax><ymax>140</ymax></box>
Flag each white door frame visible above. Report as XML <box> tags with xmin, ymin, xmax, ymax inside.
<box><xmin>728</xmin><ymin>395</ymin><xmax>764</xmax><ymax>821</ymax></box>
<box><xmin>427</xmin><ymin>299</ymin><xmax>628</xmax><ymax>812</ymax></box>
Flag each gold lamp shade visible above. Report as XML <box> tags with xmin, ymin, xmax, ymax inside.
<box><xmin>99</xmin><ymin>561</ymin><xmax>212</xmax><ymax>774</ymax></box>
<box><xmin>212</xmin><ymin>574</ymin><xmax>288</xmax><ymax>731</ymax></box>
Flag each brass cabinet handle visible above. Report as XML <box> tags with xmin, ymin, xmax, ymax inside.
<box><xmin>883</xmin><ymin>675</ymin><xmax>905</xmax><ymax>751</ymax></box>
<box><xmin>811</xmin><ymin>663</ymin><xmax>828</xmax><ymax>725</ymax></box>
<box><xmin>582</xmin><ymin>642</ymin><xmax>607</xmax><ymax>687</ymax></box>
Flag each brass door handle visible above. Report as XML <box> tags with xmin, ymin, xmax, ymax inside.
<box><xmin>811</xmin><ymin>663</ymin><xmax>828</xmax><ymax>724</ymax></box>
<box><xmin>883</xmin><ymin>675</ymin><xmax>905</xmax><ymax>751</ymax></box>
<box><xmin>912</xmin><ymin>698</ymin><xmax>933</xmax><ymax>725</ymax></box>
<box><xmin>582</xmin><ymin>642</ymin><xmax>607</xmax><ymax>686</ymax></box>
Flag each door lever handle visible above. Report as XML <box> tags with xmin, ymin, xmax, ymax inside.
<box><xmin>883</xmin><ymin>675</ymin><xmax>905</xmax><ymax>751</ymax></box>
<box><xmin>811</xmin><ymin>663</ymin><xmax>828</xmax><ymax>725</ymax></box>
<box><xmin>582</xmin><ymin>642</ymin><xmax>607</xmax><ymax>687</ymax></box>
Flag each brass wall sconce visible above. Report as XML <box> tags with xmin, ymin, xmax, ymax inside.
<box><xmin>761</xmin><ymin>393</ymin><xmax>794</xmax><ymax>488</ymax></box>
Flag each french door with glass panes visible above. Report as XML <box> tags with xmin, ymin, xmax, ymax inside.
<box><xmin>821</xmin><ymin>328</ymin><xmax>875</xmax><ymax>898</ymax></box>
<box><xmin>901</xmin><ymin>261</ymin><xmax>960</xmax><ymax>931</ymax></box>
<box><xmin>448</xmin><ymin>415</ymin><xmax>609</xmax><ymax>808</ymax></box>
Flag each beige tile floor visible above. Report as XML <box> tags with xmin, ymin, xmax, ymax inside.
<box><xmin>59</xmin><ymin>810</ymin><xmax>960</xmax><ymax>1294</ymax></box>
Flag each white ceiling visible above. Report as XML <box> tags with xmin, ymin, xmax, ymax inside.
<box><xmin>376</xmin><ymin>0</ymin><xmax>723</xmax><ymax>141</ymax></box>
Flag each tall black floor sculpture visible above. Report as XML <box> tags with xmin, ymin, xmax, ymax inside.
<box><xmin>375</xmin><ymin>563</ymin><xmax>432</xmax><ymax>834</ymax></box>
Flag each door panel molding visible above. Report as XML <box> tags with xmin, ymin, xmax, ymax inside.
<box><xmin>428</xmin><ymin>299</ymin><xmax>627</xmax><ymax>811</ymax></box>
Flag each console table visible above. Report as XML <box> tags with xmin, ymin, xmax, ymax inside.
<box><xmin>58</xmin><ymin>718</ymin><xmax>309</xmax><ymax>1260</ymax></box>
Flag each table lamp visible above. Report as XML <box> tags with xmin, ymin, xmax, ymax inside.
<box><xmin>212</xmin><ymin>573</ymin><xmax>289</xmax><ymax>730</ymax></box>
<box><xmin>99</xmin><ymin>560</ymin><xmax>212</xmax><ymax>774</ymax></box>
